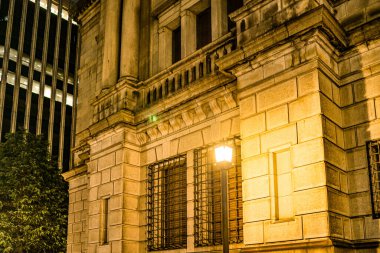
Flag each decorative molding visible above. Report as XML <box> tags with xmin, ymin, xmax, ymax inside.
<box><xmin>209</xmin><ymin>99</ymin><xmax>222</xmax><ymax>115</ymax></box>
<box><xmin>137</xmin><ymin>132</ymin><xmax>149</xmax><ymax>145</ymax></box>
<box><xmin>224</xmin><ymin>93</ymin><xmax>237</xmax><ymax>109</ymax></box>
<box><xmin>138</xmin><ymin>91</ymin><xmax>238</xmax><ymax>144</ymax></box>
<box><xmin>181</xmin><ymin>111</ymin><xmax>194</xmax><ymax>127</ymax></box>
<box><xmin>158</xmin><ymin>122</ymin><xmax>170</xmax><ymax>136</ymax></box>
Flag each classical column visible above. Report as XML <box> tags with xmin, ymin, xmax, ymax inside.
<box><xmin>158</xmin><ymin>27</ymin><xmax>172</xmax><ymax>71</ymax></box>
<box><xmin>102</xmin><ymin>0</ymin><xmax>121</xmax><ymax>88</ymax></box>
<box><xmin>181</xmin><ymin>10</ymin><xmax>196</xmax><ymax>58</ymax></box>
<box><xmin>120</xmin><ymin>0</ymin><xmax>140</xmax><ymax>80</ymax></box>
<box><xmin>211</xmin><ymin>0</ymin><xmax>228</xmax><ymax>40</ymax></box>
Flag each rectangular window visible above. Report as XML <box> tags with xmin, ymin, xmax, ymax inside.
<box><xmin>194</xmin><ymin>139</ymin><xmax>243</xmax><ymax>247</ymax></box>
<box><xmin>172</xmin><ymin>26</ymin><xmax>181</xmax><ymax>64</ymax></box>
<box><xmin>196</xmin><ymin>8</ymin><xmax>211</xmax><ymax>49</ymax></box>
<box><xmin>100</xmin><ymin>198</ymin><xmax>110</xmax><ymax>245</ymax></box>
<box><xmin>147</xmin><ymin>154</ymin><xmax>187</xmax><ymax>251</ymax></box>
<box><xmin>271</xmin><ymin>149</ymin><xmax>294</xmax><ymax>220</ymax></box>
<box><xmin>367</xmin><ymin>139</ymin><xmax>380</xmax><ymax>218</ymax></box>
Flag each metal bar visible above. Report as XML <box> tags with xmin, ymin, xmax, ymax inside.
<box><xmin>0</xmin><ymin>0</ymin><xmax>15</xmax><ymax>141</ymax></box>
<box><xmin>48</xmin><ymin>0</ymin><xmax>63</xmax><ymax>152</ymax></box>
<box><xmin>24</xmin><ymin>0</ymin><xmax>40</xmax><ymax>131</ymax></box>
<box><xmin>69</xmin><ymin>26</ymin><xmax>81</xmax><ymax>171</ymax></box>
<box><xmin>221</xmin><ymin>165</ymin><xmax>229</xmax><ymax>253</ymax></box>
<box><xmin>36</xmin><ymin>0</ymin><xmax>52</xmax><ymax>135</ymax></box>
<box><xmin>10</xmin><ymin>0</ymin><xmax>29</xmax><ymax>133</ymax></box>
<box><xmin>58</xmin><ymin>16</ymin><xmax>72</xmax><ymax>170</ymax></box>
<box><xmin>147</xmin><ymin>154</ymin><xmax>187</xmax><ymax>250</ymax></box>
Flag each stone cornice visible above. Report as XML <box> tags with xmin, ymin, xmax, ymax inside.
<box><xmin>218</xmin><ymin>6</ymin><xmax>347</xmax><ymax>73</ymax></box>
<box><xmin>136</xmin><ymin>89</ymin><xmax>239</xmax><ymax>145</ymax></box>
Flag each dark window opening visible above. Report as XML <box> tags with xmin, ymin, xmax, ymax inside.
<box><xmin>165</xmin><ymin>79</ymin><xmax>169</xmax><ymax>96</ymax></box>
<box><xmin>191</xmin><ymin>66</ymin><xmax>196</xmax><ymax>82</ymax></box>
<box><xmin>227</xmin><ymin>0</ymin><xmax>244</xmax><ymax>31</ymax></box>
<box><xmin>240</xmin><ymin>19</ymin><xmax>246</xmax><ymax>32</ymax></box>
<box><xmin>184</xmin><ymin>70</ymin><xmax>189</xmax><ymax>86</ymax></box>
<box><xmin>153</xmin><ymin>88</ymin><xmax>157</xmax><ymax>102</ymax></box>
<box><xmin>194</xmin><ymin>138</ymin><xmax>243</xmax><ymax>247</ymax></box>
<box><xmin>178</xmin><ymin>75</ymin><xmax>182</xmax><ymax>89</ymax></box>
<box><xmin>147</xmin><ymin>154</ymin><xmax>187</xmax><ymax>251</ymax></box>
<box><xmin>206</xmin><ymin>55</ymin><xmax>211</xmax><ymax>74</ymax></box>
<box><xmin>170</xmin><ymin>78</ymin><xmax>176</xmax><ymax>93</ymax></box>
<box><xmin>147</xmin><ymin>91</ymin><xmax>151</xmax><ymax>105</ymax></box>
<box><xmin>199</xmin><ymin>62</ymin><xmax>204</xmax><ymax>78</ymax></box>
<box><xmin>196</xmin><ymin>8</ymin><xmax>211</xmax><ymax>49</ymax></box>
<box><xmin>158</xmin><ymin>85</ymin><xmax>163</xmax><ymax>99</ymax></box>
<box><xmin>367</xmin><ymin>139</ymin><xmax>380</xmax><ymax>218</ymax></box>
<box><xmin>172</xmin><ymin>26</ymin><xmax>181</xmax><ymax>64</ymax></box>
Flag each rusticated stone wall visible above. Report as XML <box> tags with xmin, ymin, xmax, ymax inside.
<box><xmin>64</xmin><ymin>0</ymin><xmax>380</xmax><ymax>252</ymax></box>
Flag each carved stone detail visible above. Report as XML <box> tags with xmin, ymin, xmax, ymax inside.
<box><xmin>146</xmin><ymin>127</ymin><xmax>160</xmax><ymax>140</ymax></box>
<box><xmin>158</xmin><ymin>122</ymin><xmax>170</xmax><ymax>136</ymax></box>
<box><xmin>224</xmin><ymin>93</ymin><xmax>237</xmax><ymax>109</ymax></box>
<box><xmin>137</xmin><ymin>132</ymin><xmax>149</xmax><ymax>145</ymax></box>
<box><xmin>169</xmin><ymin>117</ymin><xmax>182</xmax><ymax>132</ymax></box>
<box><xmin>209</xmin><ymin>99</ymin><xmax>222</xmax><ymax>115</ymax></box>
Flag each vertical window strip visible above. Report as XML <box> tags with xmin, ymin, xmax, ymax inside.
<box><xmin>147</xmin><ymin>154</ymin><xmax>187</xmax><ymax>251</ymax></box>
<box><xmin>194</xmin><ymin>139</ymin><xmax>243</xmax><ymax>247</ymax></box>
<box><xmin>367</xmin><ymin>140</ymin><xmax>380</xmax><ymax>218</ymax></box>
<box><xmin>24</xmin><ymin>0</ymin><xmax>40</xmax><ymax>130</ymax></box>
<box><xmin>100</xmin><ymin>198</ymin><xmax>109</xmax><ymax>245</ymax></box>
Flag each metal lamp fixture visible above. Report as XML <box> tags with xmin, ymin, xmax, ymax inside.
<box><xmin>215</xmin><ymin>145</ymin><xmax>233</xmax><ymax>163</ymax></box>
<box><xmin>215</xmin><ymin>144</ymin><xmax>233</xmax><ymax>253</ymax></box>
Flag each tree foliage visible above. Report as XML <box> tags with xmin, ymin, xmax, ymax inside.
<box><xmin>0</xmin><ymin>131</ymin><xmax>68</xmax><ymax>253</ymax></box>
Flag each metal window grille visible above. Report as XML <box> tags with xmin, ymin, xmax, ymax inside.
<box><xmin>367</xmin><ymin>139</ymin><xmax>380</xmax><ymax>218</ymax></box>
<box><xmin>147</xmin><ymin>154</ymin><xmax>187</xmax><ymax>251</ymax></box>
<box><xmin>194</xmin><ymin>139</ymin><xmax>243</xmax><ymax>247</ymax></box>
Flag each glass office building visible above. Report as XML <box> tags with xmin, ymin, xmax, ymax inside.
<box><xmin>0</xmin><ymin>0</ymin><xmax>78</xmax><ymax>170</ymax></box>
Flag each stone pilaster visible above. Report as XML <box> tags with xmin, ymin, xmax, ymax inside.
<box><xmin>211</xmin><ymin>0</ymin><xmax>227</xmax><ymax>41</ymax></box>
<box><xmin>101</xmin><ymin>0</ymin><xmax>121</xmax><ymax>88</ymax></box>
<box><xmin>181</xmin><ymin>9</ymin><xmax>196</xmax><ymax>58</ymax></box>
<box><xmin>120</xmin><ymin>0</ymin><xmax>141</xmax><ymax>81</ymax></box>
<box><xmin>158</xmin><ymin>27</ymin><xmax>172</xmax><ymax>71</ymax></box>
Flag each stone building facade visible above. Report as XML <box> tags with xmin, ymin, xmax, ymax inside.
<box><xmin>63</xmin><ymin>0</ymin><xmax>380</xmax><ymax>252</ymax></box>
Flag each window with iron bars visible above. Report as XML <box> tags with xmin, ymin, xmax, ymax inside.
<box><xmin>194</xmin><ymin>138</ymin><xmax>243</xmax><ymax>247</ymax></box>
<box><xmin>147</xmin><ymin>154</ymin><xmax>187</xmax><ymax>251</ymax></box>
<box><xmin>367</xmin><ymin>139</ymin><xmax>380</xmax><ymax>218</ymax></box>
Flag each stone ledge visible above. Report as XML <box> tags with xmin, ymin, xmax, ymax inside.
<box><xmin>63</xmin><ymin>165</ymin><xmax>87</xmax><ymax>181</ymax></box>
